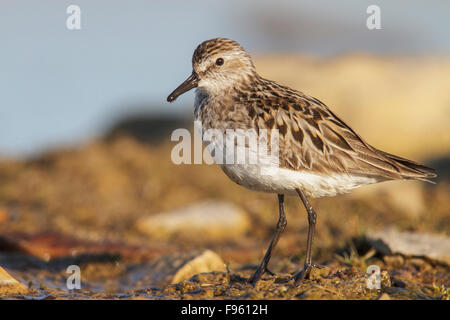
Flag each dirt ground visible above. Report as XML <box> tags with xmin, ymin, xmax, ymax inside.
<box><xmin>0</xmin><ymin>136</ymin><xmax>449</xmax><ymax>300</ymax></box>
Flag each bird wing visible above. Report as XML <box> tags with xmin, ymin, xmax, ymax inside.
<box><xmin>252</xmin><ymin>91</ymin><xmax>436</xmax><ymax>182</ymax></box>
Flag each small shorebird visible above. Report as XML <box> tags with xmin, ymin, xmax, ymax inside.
<box><xmin>167</xmin><ymin>38</ymin><xmax>436</xmax><ymax>285</ymax></box>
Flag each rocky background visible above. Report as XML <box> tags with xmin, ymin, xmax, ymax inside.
<box><xmin>0</xmin><ymin>55</ymin><xmax>449</xmax><ymax>299</ymax></box>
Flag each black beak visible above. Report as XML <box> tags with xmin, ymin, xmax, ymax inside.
<box><xmin>167</xmin><ymin>72</ymin><xmax>199</xmax><ymax>102</ymax></box>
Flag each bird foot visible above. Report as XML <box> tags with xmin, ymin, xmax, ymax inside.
<box><xmin>292</xmin><ymin>264</ymin><xmax>322</xmax><ymax>285</ymax></box>
<box><xmin>264</xmin><ymin>267</ymin><xmax>276</xmax><ymax>276</ymax></box>
<box><xmin>248</xmin><ymin>266</ymin><xmax>277</xmax><ymax>286</ymax></box>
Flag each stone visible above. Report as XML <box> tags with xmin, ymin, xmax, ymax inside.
<box><xmin>0</xmin><ymin>266</ymin><xmax>28</xmax><ymax>296</ymax></box>
<box><xmin>367</xmin><ymin>228</ymin><xmax>450</xmax><ymax>265</ymax></box>
<box><xmin>136</xmin><ymin>200</ymin><xmax>250</xmax><ymax>240</ymax></box>
<box><xmin>130</xmin><ymin>250</ymin><xmax>227</xmax><ymax>287</ymax></box>
<box><xmin>378</xmin><ymin>293</ymin><xmax>391</xmax><ymax>300</ymax></box>
<box><xmin>171</xmin><ymin>250</ymin><xmax>226</xmax><ymax>284</ymax></box>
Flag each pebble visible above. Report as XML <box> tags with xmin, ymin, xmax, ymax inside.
<box><xmin>367</xmin><ymin>228</ymin><xmax>450</xmax><ymax>265</ymax></box>
<box><xmin>0</xmin><ymin>266</ymin><xmax>28</xmax><ymax>297</ymax></box>
<box><xmin>134</xmin><ymin>250</ymin><xmax>227</xmax><ymax>287</ymax></box>
<box><xmin>136</xmin><ymin>200</ymin><xmax>250</xmax><ymax>240</ymax></box>
<box><xmin>378</xmin><ymin>293</ymin><xmax>391</xmax><ymax>300</ymax></box>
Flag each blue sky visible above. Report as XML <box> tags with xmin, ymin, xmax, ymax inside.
<box><xmin>1</xmin><ymin>0</ymin><xmax>449</xmax><ymax>156</ymax></box>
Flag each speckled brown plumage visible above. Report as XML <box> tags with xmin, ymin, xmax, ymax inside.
<box><xmin>241</xmin><ymin>77</ymin><xmax>434</xmax><ymax>181</ymax></box>
<box><xmin>191</xmin><ymin>39</ymin><xmax>436</xmax><ymax>184</ymax></box>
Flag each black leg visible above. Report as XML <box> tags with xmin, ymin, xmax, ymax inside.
<box><xmin>294</xmin><ymin>188</ymin><xmax>317</xmax><ymax>285</ymax></box>
<box><xmin>249</xmin><ymin>194</ymin><xmax>287</xmax><ymax>285</ymax></box>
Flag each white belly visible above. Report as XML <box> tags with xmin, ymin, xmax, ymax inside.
<box><xmin>220</xmin><ymin>163</ymin><xmax>377</xmax><ymax>198</ymax></box>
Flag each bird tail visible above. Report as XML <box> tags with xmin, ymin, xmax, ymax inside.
<box><xmin>375</xmin><ymin>149</ymin><xmax>437</xmax><ymax>183</ymax></box>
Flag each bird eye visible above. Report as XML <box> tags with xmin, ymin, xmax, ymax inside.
<box><xmin>215</xmin><ymin>58</ymin><xmax>224</xmax><ymax>66</ymax></box>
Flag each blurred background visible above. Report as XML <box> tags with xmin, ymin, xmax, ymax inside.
<box><xmin>0</xmin><ymin>1</ymin><xmax>449</xmax><ymax>299</ymax></box>
<box><xmin>1</xmin><ymin>0</ymin><xmax>450</xmax><ymax>156</ymax></box>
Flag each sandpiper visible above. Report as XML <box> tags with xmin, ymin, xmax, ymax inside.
<box><xmin>167</xmin><ymin>38</ymin><xmax>436</xmax><ymax>285</ymax></box>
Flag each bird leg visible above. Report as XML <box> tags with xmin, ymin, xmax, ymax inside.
<box><xmin>293</xmin><ymin>188</ymin><xmax>317</xmax><ymax>285</ymax></box>
<box><xmin>249</xmin><ymin>194</ymin><xmax>287</xmax><ymax>285</ymax></box>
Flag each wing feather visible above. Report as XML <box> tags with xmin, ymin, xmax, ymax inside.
<box><xmin>249</xmin><ymin>82</ymin><xmax>436</xmax><ymax>182</ymax></box>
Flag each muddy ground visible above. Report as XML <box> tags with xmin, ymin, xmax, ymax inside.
<box><xmin>0</xmin><ymin>136</ymin><xmax>448</xmax><ymax>300</ymax></box>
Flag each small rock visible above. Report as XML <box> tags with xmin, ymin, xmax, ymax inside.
<box><xmin>136</xmin><ymin>200</ymin><xmax>250</xmax><ymax>240</ymax></box>
<box><xmin>0</xmin><ymin>266</ymin><xmax>28</xmax><ymax>296</ymax></box>
<box><xmin>378</xmin><ymin>293</ymin><xmax>391</xmax><ymax>300</ymax></box>
<box><xmin>367</xmin><ymin>228</ymin><xmax>450</xmax><ymax>265</ymax></box>
<box><xmin>172</xmin><ymin>251</ymin><xmax>226</xmax><ymax>284</ymax></box>
<box><xmin>143</xmin><ymin>250</ymin><xmax>227</xmax><ymax>287</ymax></box>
